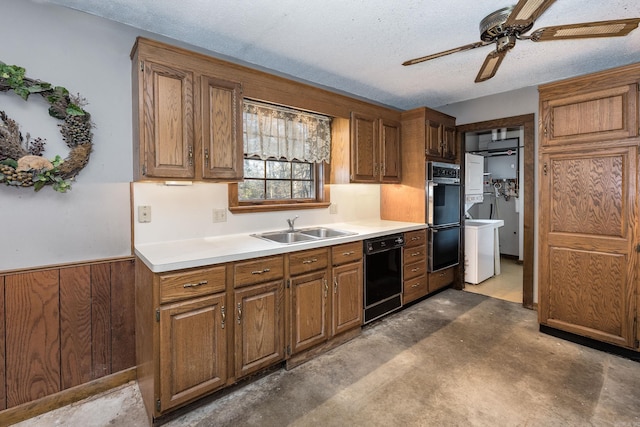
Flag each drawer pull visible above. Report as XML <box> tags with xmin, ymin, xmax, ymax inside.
<box><xmin>411</xmin><ymin>236</ymin><xmax>421</xmax><ymax>241</ymax></box>
<box><xmin>411</xmin><ymin>282</ymin><xmax>422</xmax><ymax>288</ymax></box>
<box><xmin>302</xmin><ymin>258</ymin><xmax>318</xmax><ymax>264</ymax></box>
<box><xmin>411</xmin><ymin>267</ymin><xmax>421</xmax><ymax>272</ymax></box>
<box><xmin>411</xmin><ymin>251</ymin><xmax>422</xmax><ymax>257</ymax></box>
<box><xmin>251</xmin><ymin>268</ymin><xmax>271</xmax><ymax>275</ymax></box>
<box><xmin>342</xmin><ymin>251</ymin><xmax>355</xmax><ymax>256</ymax></box>
<box><xmin>183</xmin><ymin>280</ymin><xmax>208</xmax><ymax>288</ymax></box>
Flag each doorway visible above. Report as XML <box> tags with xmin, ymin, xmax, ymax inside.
<box><xmin>457</xmin><ymin>114</ymin><xmax>535</xmax><ymax>309</ymax></box>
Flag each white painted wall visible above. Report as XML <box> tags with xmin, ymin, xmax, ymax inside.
<box><xmin>133</xmin><ymin>183</ymin><xmax>381</xmax><ymax>244</ymax></box>
<box><xmin>437</xmin><ymin>87</ymin><xmax>539</xmax><ymax>301</ymax></box>
<box><xmin>1</xmin><ymin>0</ymin><xmax>138</xmax><ymax>271</ymax></box>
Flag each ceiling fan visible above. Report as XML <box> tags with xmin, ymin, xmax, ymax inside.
<box><xmin>403</xmin><ymin>0</ymin><xmax>640</xmax><ymax>82</ymax></box>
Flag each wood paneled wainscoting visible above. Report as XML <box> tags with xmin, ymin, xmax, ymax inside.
<box><xmin>0</xmin><ymin>257</ymin><xmax>136</xmax><ymax>425</ymax></box>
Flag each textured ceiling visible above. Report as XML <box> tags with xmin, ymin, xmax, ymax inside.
<box><xmin>41</xmin><ymin>0</ymin><xmax>640</xmax><ymax>110</ymax></box>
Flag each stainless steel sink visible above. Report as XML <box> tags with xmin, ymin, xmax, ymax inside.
<box><xmin>299</xmin><ymin>227</ymin><xmax>352</xmax><ymax>238</ymax></box>
<box><xmin>253</xmin><ymin>231</ymin><xmax>317</xmax><ymax>244</ymax></box>
<box><xmin>252</xmin><ymin>227</ymin><xmax>355</xmax><ymax>244</ymax></box>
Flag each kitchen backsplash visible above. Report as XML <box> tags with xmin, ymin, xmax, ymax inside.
<box><xmin>133</xmin><ymin>182</ymin><xmax>382</xmax><ymax>245</ymax></box>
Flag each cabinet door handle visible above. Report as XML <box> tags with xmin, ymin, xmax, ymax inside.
<box><xmin>302</xmin><ymin>258</ymin><xmax>318</xmax><ymax>264</ymax></box>
<box><xmin>204</xmin><ymin>148</ymin><xmax>209</xmax><ymax>166</ymax></box>
<box><xmin>221</xmin><ymin>305</ymin><xmax>226</xmax><ymax>329</ymax></box>
<box><xmin>334</xmin><ymin>278</ymin><xmax>338</xmax><ymax>294</ymax></box>
<box><xmin>188</xmin><ymin>145</ymin><xmax>193</xmax><ymax>166</ymax></box>
<box><xmin>324</xmin><ymin>279</ymin><xmax>328</xmax><ymax>298</ymax></box>
<box><xmin>183</xmin><ymin>280</ymin><xmax>208</xmax><ymax>288</ymax></box>
<box><xmin>237</xmin><ymin>303</ymin><xmax>242</xmax><ymax>324</ymax></box>
<box><xmin>251</xmin><ymin>268</ymin><xmax>271</xmax><ymax>275</ymax></box>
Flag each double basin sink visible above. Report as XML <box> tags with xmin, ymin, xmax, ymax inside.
<box><xmin>252</xmin><ymin>227</ymin><xmax>355</xmax><ymax>244</ymax></box>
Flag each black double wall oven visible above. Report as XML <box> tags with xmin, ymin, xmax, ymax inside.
<box><xmin>427</xmin><ymin>161</ymin><xmax>461</xmax><ymax>272</ymax></box>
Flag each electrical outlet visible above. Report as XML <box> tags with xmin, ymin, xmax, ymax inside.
<box><xmin>213</xmin><ymin>208</ymin><xmax>227</xmax><ymax>223</ymax></box>
<box><xmin>330</xmin><ymin>204</ymin><xmax>338</xmax><ymax>215</ymax></box>
<box><xmin>138</xmin><ymin>205</ymin><xmax>151</xmax><ymax>223</ymax></box>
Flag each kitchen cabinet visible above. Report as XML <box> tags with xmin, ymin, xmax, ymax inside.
<box><xmin>428</xmin><ymin>267</ymin><xmax>455</xmax><ymax>293</ymax></box>
<box><xmin>159</xmin><ymin>293</ymin><xmax>227</xmax><ymax>412</ymax></box>
<box><xmin>135</xmin><ymin>262</ymin><xmax>229</xmax><ymax>419</ymax></box>
<box><xmin>288</xmin><ymin>248</ymin><xmax>330</xmax><ymax>355</ymax></box>
<box><xmin>402</xmin><ymin>229</ymin><xmax>428</xmax><ymax>304</ymax></box>
<box><xmin>131</xmin><ymin>38</ymin><xmax>243</xmax><ymax>182</ymax></box>
<box><xmin>331</xmin><ymin>241</ymin><xmax>363</xmax><ymax>336</ymax></box>
<box><xmin>538</xmin><ymin>63</ymin><xmax>640</xmax><ymax>350</ymax></box>
<box><xmin>349</xmin><ymin>112</ymin><xmax>401</xmax><ymax>183</ymax></box>
<box><xmin>426</xmin><ymin>116</ymin><xmax>457</xmax><ymax>161</ymax></box>
<box><xmin>288</xmin><ymin>243</ymin><xmax>362</xmax><ymax>358</ymax></box>
<box><xmin>233</xmin><ymin>256</ymin><xmax>285</xmax><ymax>379</ymax></box>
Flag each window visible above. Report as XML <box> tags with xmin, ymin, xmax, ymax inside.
<box><xmin>240</xmin><ymin>157</ymin><xmax>315</xmax><ymax>201</ymax></box>
<box><xmin>229</xmin><ymin>100</ymin><xmax>331</xmax><ymax>213</ymax></box>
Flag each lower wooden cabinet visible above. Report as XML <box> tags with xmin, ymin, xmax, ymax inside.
<box><xmin>234</xmin><ymin>280</ymin><xmax>285</xmax><ymax>379</ymax></box>
<box><xmin>288</xmin><ymin>243</ymin><xmax>362</xmax><ymax>357</ymax></box>
<box><xmin>402</xmin><ymin>229</ymin><xmax>428</xmax><ymax>304</ymax></box>
<box><xmin>429</xmin><ymin>267</ymin><xmax>455</xmax><ymax>293</ymax></box>
<box><xmin>332</xmin><ymin>260</ymin><xmax>363</xmax><ymax>336</ymax></box>
<box><xmin>159</xmin><ymin>293</ymin><xmax>227</xmax><ymax>412</ymax></box>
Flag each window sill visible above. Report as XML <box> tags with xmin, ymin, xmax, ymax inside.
<box><xmin>229</xmin><ymin>202</ymin><xmax>331</xmax><ymax>214</ymax></box>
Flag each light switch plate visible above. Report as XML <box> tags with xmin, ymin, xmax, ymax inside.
<box><xmin>138</xmin><ymin>206</ymin><xmax>151</xmax><ymax>223</ymax></box>
<box><xmin>330</xmin><ymin>204</ymin><xmax>338</xmax><ymax>215</ymax></box>
<box><xmin>213</xmin><ymin>208</ymin><xmax>227</xmax><ymax>223</ymax></box>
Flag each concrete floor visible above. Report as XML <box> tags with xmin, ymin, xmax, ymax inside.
<box><xmin>16</xmin><ymin>289</ymin><xmax>640</xmax><ymax>427</ymax></box>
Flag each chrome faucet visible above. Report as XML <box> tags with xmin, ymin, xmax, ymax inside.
<box><xmin>286</xmin><ymin>215</ymin><xmax>299</xmax><ymax>231</ymax></box>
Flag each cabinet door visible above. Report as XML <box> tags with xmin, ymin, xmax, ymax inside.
<box><xmin>541</xmin><ymin>84</ymin><xmax>638</xmax><ymax>147</ymax></box>
<box><xmin>290</xmin><ymin>271</ymin><xmax>330</xmax><ymax>354</ymax></box>
<box><xmin>425</xmin><ymin>120</ymin><xmax>442</xmax><ymax>158</ymax></box>
<box><xmin>159</xmin><ymin>293</ymin><xmax>227</xmax><ymax>412</ymax></box>
<box><xmin>142</xmin><ymin>60</ymin><xmax>195</xmax><ymax>178</ymax></box>
<box><xmin>200</xmin><ymin>76</ymin><xmax>243</xmax><ymax>181</ymax></box>
<box><xmin>538</xmin><ymin>147</ymin><xmax>637</xmax><ymax>348</ymax></box>
<box><xmin>350</xmin><ymin>112</ymin><xmax>378</xmax><ymax>183</ymax></box>
<box><xmin>442</xmin><ymin>125</ymin><xmax>457</xmax><ymax>160</ymax></box>
<box><xmin>379</xmin><ymin>118</ymin><xmax>402</xmax><ymax>183</ymax></box>
<box><xmin>234</xmin><ymin>280</ymin><xmax>284</xmax><ymax>378</ymax></box>
<box><xmin>332</xmin><ymin>261</ymin><xmax>363</xmax><ymax>336</ymax></box>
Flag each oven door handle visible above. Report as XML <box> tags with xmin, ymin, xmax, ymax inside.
<box><xmin>426</xmin><ymin>181</ymin><xmax>437</xmax><ymax>226</ymax></box>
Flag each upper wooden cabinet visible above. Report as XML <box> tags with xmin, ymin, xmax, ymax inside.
<box><xmin>425</xmin><ymin>118</ymin><xmax>457</xmax><ymax>161</ymax></box>
<box><xmin>131</xmin><ymin>38</ymin><xmax>243</xmax><ymax>182</ymax></box>
<box><xmin>540</xmin><ymin>83</ymin><xmax>638</xmax><ymax>147</ymax></box>
<box><xmin>348</xmin><ymin>112</ymin><xmax>402</xmax><ymax>183</ymax></box>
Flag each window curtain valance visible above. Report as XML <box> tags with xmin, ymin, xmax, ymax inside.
<box><xmin>243</xmin><ymin>99</ymin><xmax>331</xmax><ymax>164</ymax></box>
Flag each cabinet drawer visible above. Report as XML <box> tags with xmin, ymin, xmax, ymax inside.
<box><xmin>234</xmin><ymin>255</ymin><xmax>284</xmax><ymax>288</ymax></box>
<box><xmin>403</xmin><ymin>245</ymin><xmax>426</xmax><ymax>264</ymax></box>
<box><xmin>332</xmin><ymin>241</ymin><xmax>363</xmax><ymax>266</ymax></box>
<box><xmin>404</xmin><ymin>229</ymin><xmax>427</xmax><ymax>248</ymax></box>
<box><xmin>159</xmin><ymin>265</ymin><xmax>226</xmax><ymax>303</ymax></box>
<box><xmin>429</xmin><ymin>267</ymin><xmax>454</xmax><ymax>293</ymax></box>
<box><xmin>404</xmin><ymin>259</ymin><xmax>426</xmax><ymax>281</ymax></box>
<box><xmin>288</xmin><ymin>248</ymin><xmax>329</xmax><ymax>276</ymax></box>
<box><xmin>403</xmin><ymin>275</ymin><xmax>428</xmax><ymax>305</ymax></box>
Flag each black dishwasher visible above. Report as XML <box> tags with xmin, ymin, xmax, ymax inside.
<box><xmin>363</xmin><ymin>234</ymin><xmax>404</xmax><ymax>323</ymax></box>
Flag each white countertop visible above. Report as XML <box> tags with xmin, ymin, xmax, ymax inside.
<box><xmin>135</xmin><ymin>219</ymin><xmax>426</xmax><ymax>273</ymax></box>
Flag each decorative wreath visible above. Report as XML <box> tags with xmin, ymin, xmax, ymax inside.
<box><xmin>0</xmin><ymin>62</ymin><xmax>93</xmax><ymax>192</ymax></box>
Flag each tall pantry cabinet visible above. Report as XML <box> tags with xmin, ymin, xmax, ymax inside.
<box><xmin>537</xmin><ymin>63</ymin><xmax>640</xmax><ymax>350</ymax></box>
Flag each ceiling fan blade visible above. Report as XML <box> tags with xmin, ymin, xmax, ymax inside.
<box><xmin>475</xmin><ymin>50</ymin><xmax>508</xmax><ymax>83</ymax></box>
<box><xmin>402</xmin><ymin>41</ymin><xmax>490</xmax><ymax>66</ymax></box>
<box><xmin>504</xmin><ymin>0</ymin><xmax>556</xmax><ymax>28</ymax></box>
<box><xmin>529</xmin><ymin>18</ymin><xmax>640</xmax><ymax>41</ymax></box>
